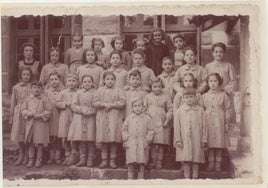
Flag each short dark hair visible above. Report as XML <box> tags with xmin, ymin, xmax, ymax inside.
<box><xmin>183</xmin><ymin>46</ymin><xmax>197</xmax><ymax>55</ymax></box>
<box><xmin>179</xmin><ymin>73</ymin><xmax>197</xmax><ymax>89</ymax></box>
<box><xmin>149</xmin><ymin>77</ymin><xmax>164</xmax><ymax>90</ymax></box>
<box><xmin>19</xmin><ymin>67</ymin><xmax>33</xmax><ymax>81</ymax></box>
<box><xmin>72</xmin><ymin>33</ymin><xmax>83</xmax><ymax>41</ymax></box>
<box><xmin>48</xmin><ymin>71</ymin><xmax>61</xmax><ymax>80</ymax></box>
<box><xmin>109</xmin><ymin>50</ymin><xmax>122</xmax><ymax>59</ymax></box>
<box><xmin>162</xmin><ymin>56</ymin><xmax>173</xmax><ymax>64</ymax></box>
<box><xmin>81</xmin><ymin>74</ymin><xmax>94</xmax><ymax>83</ymax></box>
<box><xmin>211</xmin><ymin>42</ymin><xmax>226</xmax><ymax>52</ymax></box>
<box><xmin>82</xmin><ymin>48</ymin><xmax>98</xmax><ymax>64</ymax></box>
<box><xmin>173</xmin><ymin>33</ymin><xmax>185</xmax><ymax>41</ymax></box>
<box><xmin>21</xmin><ymin>42</ymin><xmax>36</xmax><ymax>56</ymax></box>
<box><xmin>131</xmin><ymin>49</ymin><xmax>145</xmax><ymax>58</ymax></box>
<box><xmin>110</xmin><ymin>36</ymin><xmax>124</xmax><ymax>49</ymax></box>
<box><xmin>91</xmin><ymin>38</ymin><xmax>105</xmax><ymax>49</ymax></box>
<box><xmin>129</xmin><ymin>69</ymin><xmax>142</xmax><ymax>79</ymax></box>
<box><xmin>206</xmin><ymin>73</ymin><xmax>223</xmax><ymax>87</ymax></box>
<box><xmin>31</xmin><ymin>80</ymin><xmax>42</xmax><ymax>87</ymax></box>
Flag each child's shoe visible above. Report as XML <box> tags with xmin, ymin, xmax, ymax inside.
<box><xmin>137</xmin><ymin>171</ymin><xmax>144</xmax><ymax>179</ymax></box>
<box><xmin>206</xmin><ymin>161</ymin><xmax>214</xmax><ymax>171</ymax></box>
<box><xmin>55</xmin><ymin>150</ymin><xmax>62</xmax><ymax>164</ymax></box>
<box><xmin>35</xmin><ymin>158</ymin><xmax>42</xmax><ymax>168</ymax></box>
<box><xmin>62</xmin><ymin>156</ymin><xmax>69</xmax><ymax>165</ymax></box>
<box><xmin>26</xmin><ymin>158</ymin><xmax>34</xmax><ymax>168</ymax></box>
<box><xmin>87</xmin><ymin>158</ymin><xmax>94</xmax><ymax>167</ymax></box>
<box><xmin>47</xmin><ymin>150</ymin><xmax>55</xmax><ymax>164</ymax></box>
<box><xmin>22</xmin><ymin>155</ymin><xmax>29</xmax><ymax>165</ymax></box>
<box><xmin>155</xmin><ymin>161</ymin><xmax>162</xmax><ymax>170</ymax></box>
<box><xmin>99</xmin><ymin>160</ymin><xmax>108</xmax><ymax>169</ymax></box>
<box><xmin>215</xmin><ymin>162</ymin><xmax>221</xmax><ymax>172</ymax></box>
<box><xmin>15</xmin><ymin>155</ymin><xmax>24</xmax><ymax>166</ymax></box>
<box><xmin>67</xmin><ymin>153</ymin><xmax>78</xmax><ymax>166</ymax></box>
<box><xmin>76</xmin><ymin>157</ymin><xmax>86</xmax><ymax>167</ymax></box>
<box><xmin>109</xmin><ymin>159</ymin><xmax>117</xmax><ymax>169</ymax></box>
<box><xmin>128</xmin><ymin>172</ymin><xmax>134</xmax><ymax>180</ymax></box>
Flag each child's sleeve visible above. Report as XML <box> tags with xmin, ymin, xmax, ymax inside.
<box><xmin>122</xmin><ymin>117</ymin><xmax>129</xmax><ymax>142</ymax></box>
<box><xmin>39</xmin><ymin>96</ymin><xmax>52</xmax><ymax>121</ymax></box>
<box><xmin>145</xmin><ymin>116</ymin><xmax>154</xmax><ymax>143</ymax></box>
<box><xmin>71</xmin><ymin>92</ymin><xmax>83</xmax><ymax>114</ymax></box>
<box><xmin>149</xmin><ymin>69</ymin><xmax>156</xmax><ymax>82</ymax></box>
<box><xmin>39</xmin><ymin>66</ymin><xmax>47</xmax><ymax>85</ymax></box>
<box><xmin>92</xmin><ymin>90</ymin><xmax>103</xmax><ymax>109</ymax></box>
<box><xmin>173</xmin><ymin>109</ymin><xmax>182</xmax><ymax>146</ymax></box>
<box><xmin>99</xmin><ymin>71</ymin><xmax>105</xmax><ymax>88</ymax></box>
<box><xmin>172</xmin><ymin>69</ymin><xmax>183</xmax><ymax>93</ymax></box>
<box><xmin>197</xmin><ymin>67</ymin><xmax>208</xmax><ymax>94</ymax></box>
<box><xmin>63</xmin><ymin>65</ymin><xmax>70</xmax><ymax>82</ymax></box>
<box><xmin>112</xmin><ymin>90</ymin><xmax>126</xmax><ymax>109</ymax></box>
<box><xmin>143</xmin><ymin>94</ymin><xmax>149</xmax><ymax>112</ymax></box>
<box><xmin>201</xmin><ymin>109</ymin><xmax>208</xmax><ymax>143</ymax></box>
<box><xmin>165</xmin><ymin>96</ymin><xmax>173</xmax><ymax>122</ymax></box>
<box><xmin>9</xmin><ymin>86</ymin><xmax>17</xmax><ymax>121</ymax></box>
<box><xmin>224</xmin><ymin>93</ymin><xmax>232</xmax><ymax>126</ymax></box>
<box><xmin>21</xmin><ymin>99</ymin><xmax>30</xmax><ymax>119</ymax></box>
<box><xmin>64</xmin><ymin>49</ymin><xmax>71</xmax><ymax>66</ymax></box>
<box><xmin>55</xmin><ymin>91</ymin><xmax>67</xmax><ymax>109</ymax></box>
<box><xmin>223</xmin><ymin>63</ymin><xmax>237</xmax><ymax>94</ymax></box>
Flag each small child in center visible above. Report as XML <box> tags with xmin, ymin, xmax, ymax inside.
<box><xmin>122</xmin><ymin>98</ymin><xmax>154</xmax><ymax>179</ymax></box>
<box><xmin>21</xmin><ymin>80</ymin><xmax>52</xmax><ymax>168</ymax></box>
<box><xmin>174</xmin><ymin>87</ymin><xmax>207</xmax><ymax>179</ymax></box>
<box><xmin>144</xmin><ymin>78</ymin><xmax>173</xmax><ymax>169</ymax></box>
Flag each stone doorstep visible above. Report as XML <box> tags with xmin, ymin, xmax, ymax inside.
<box><xmin>23</xmin><ymin>166</ymin><xmax>232</xmax><ymax>180</ymax></box>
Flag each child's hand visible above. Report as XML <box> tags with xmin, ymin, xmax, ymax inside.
<box><xmin>163</xmin><ymin>120</ymin><xmax>169</xmax><ymax>127</ymax></box>
<box><xmin>176</xmin><ymin>141</ymin><xmax>183</xmax><ymax>148</ymax></box>
<box><xmin>201</xmin><ymin>142</ymin><xmax>207</xmax><ymax>148</ymax></box>
<box><xmin>123</xmin><ymin>85</ymin><xmax>130</xmax><ymax>91</ymax></box>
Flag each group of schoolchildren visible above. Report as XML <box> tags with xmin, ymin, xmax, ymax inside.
<box><xmin>9</xmin><ymin>27</ymin><xmax>237</xmax><ymax>179</ymax></box>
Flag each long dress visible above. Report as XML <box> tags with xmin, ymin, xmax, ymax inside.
<box><xmin>93</xmin><ymin>86</ymin><xmax>126</xmax><ymax>143</ymax></box>
<box><xmin>21</xmin><ymin>94</ymin><xmax>52</xmax><ymax>146</ymax></box>
<box><xmin>173</xmin><ymin>104</ymin><xmax>207</xmax><ymax>163</ymax></box>
<box><xmin>122</xmin><ymin>112</ymin><xmax>154</xmax><ymax>164</ymax></box>
<box><xmin>10</xmin><ymin>82</ymin><xmax>32</xmax><ymax>142</ymax></box>
<box><xmin>68</xmin><ymin>88</ymin><xmax>96</xmax><ymax>141</ymax></box>
<box><xmin>144</xmin><ymin>92</ymin><xmax>173</xmax><ymax>145</ymax></box>
<box><xmin>56</xmin><ymin>88</ymin><xmax>77</xmax><ymax>138</ymax></box>
<box><xmin>202</xmin><ymin>90</ymin><xmax>231</xmax><ymax>148</ymax></box>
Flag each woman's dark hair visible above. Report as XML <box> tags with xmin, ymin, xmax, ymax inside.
<box><xmin>109</xmin><ymin>50</ymin><xmax>122</xmax><ymax>59</ymax></box>
<box><xmin>21</xmin><ymin>42</ymin><xmax>36</xmax><ymax>56</ymax></box>
<box><xmin>183</xmin><ymin>46</ymin><xmax>197</xmax><ymax>55</ymax></box>
<box><xmin>211</xmin><ymin>42</ymin><xmax>226</xmax><ymax>52</ymax></box>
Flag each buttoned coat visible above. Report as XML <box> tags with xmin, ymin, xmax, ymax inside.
<box><xmin>122</xmin><ymin>113</ymin><xmax>154</xmax><ymax>164</ymax></box>
<box><xmin>174</xmin><ymin>104</ymin><xmax>207</xmax><ymax>163</ymax></box>
<box><xmin>56</xmin><ymin>88</ymin><xmax>77</xmax><ymax>138</ymax></box>
<box><xmin>93</xmin><ymin>86</ymin><xmax>126</xmax><ymax>143</ymax></box>
<box><xmin>21</xmin><ymin>94</ymin><xmax>52</xmax><ymax>146</ymax></box>
<box><xmin>144</xmin><ymin>92</ymin><xmax>173</xmax><ymax>145</ymax></box>
<box><xmin>68</xmin><ymin>88</ymin><xmax>96</xmax><ymax>141</ymax></box>
<box><xmin>10</xmin><ymin>82</ymin><xmax>32</xmax><ymax>142</ymax></box>
<box><xmin>202</xmin><ymin>90</ymin><xmax>231</xmax><ymax>148</ymax></box>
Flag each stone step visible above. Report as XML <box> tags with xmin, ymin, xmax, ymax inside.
<box><xmin>23</xmin><ymin>166</ymin><xmax>232</xmax><ymax>180</ymax></box>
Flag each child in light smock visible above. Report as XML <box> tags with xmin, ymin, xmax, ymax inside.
<box><xmin>122</xmin><ymin>98</ymin><xmax>154</xmax><ymax>179</ymax></box>
<box><xmin>174</xmin><ymin>87</ymin><xmax>207</xmax><ymax>179</ymax></box>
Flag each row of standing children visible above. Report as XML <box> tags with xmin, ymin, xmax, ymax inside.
<box><xmin>10</xmin><ymin>27</ymin><xmax>237</xmax><ymax>179</ymax></box>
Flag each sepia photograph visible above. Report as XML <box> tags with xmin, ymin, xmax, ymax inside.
<box><xmin>0</xmin><ymin>1</ymin><xmax>264</xmax><ymax>186</ymax></box>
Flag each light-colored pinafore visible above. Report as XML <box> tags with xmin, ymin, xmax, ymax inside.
<box><xmin>122</xmin><ymin>113</ymin><xmax>154</xmax><ymax>164</ymax></box>
<box><xmin>68</xmin><ymin>88</ymin><xmax>96</xmax><ymax>141</ymax></box>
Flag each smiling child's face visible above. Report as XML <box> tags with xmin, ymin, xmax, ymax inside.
<box><xmin>212</xmin><ymin>46</ymin><xmax>224</xmax><ymax>61</ymax></box>
<box><xmin>152</xmin><ymin>82</ymin><xmax>162</xmax><ymax>95</ymax></box>
<box><xmin>153</xmin><ymin>31</ymin><xmax>162</xmax><ymax>43</ymax></box>
<box><xmin>49</xmin><ymin>75</ymin><xmax>60</xmax><ymax>88</ymax></box>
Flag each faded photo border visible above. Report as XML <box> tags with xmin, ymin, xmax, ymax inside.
<box><xmin>0</xmin><ymin>0</ymin><xmax>266</xmax><ymax>187</ymax></box>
